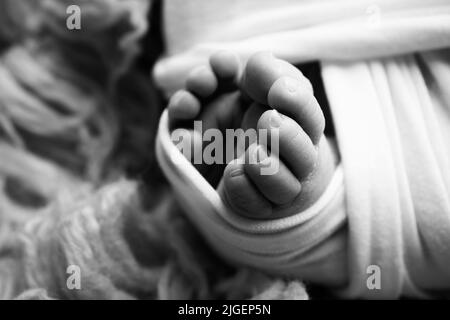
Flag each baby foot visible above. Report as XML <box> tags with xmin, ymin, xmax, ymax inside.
<box><xmin>168</xmin><ymin>51</ymin><xmax>338</xmax><ymax>219</ymax></box>
<box><xmin>221</xmin><ymin>52</ymin><xmax>338</xmax><ymax>219</ymax></box>
<box><xmin>167</xmin><ymin>51</ymin><xmax>246</xmax><ymax>186</ymax></box>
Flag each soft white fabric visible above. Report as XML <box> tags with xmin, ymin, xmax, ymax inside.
<box><xmin>154</xmin><ymin>0</ymin><xmax>450</xmax><ymax>95</ymax></box>
<box><xmin>322</xmin><ymin>51</ymin><xmax>450</xmax><ymax>298</ymax></box>
<box><xmin>157</xmin><ymin>110</ymin><xmax>347</xmax><ymax>275</ymax></box>
<box><xmin>154</xmin><ymin>0</ymin><xmax>450</xmax><ymax>298</ymax></box>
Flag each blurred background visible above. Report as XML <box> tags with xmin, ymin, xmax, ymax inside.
<box><xmin>0</xmin><ymin>0</ymin><xmax>165</xmax><ymax>215</ymax></box>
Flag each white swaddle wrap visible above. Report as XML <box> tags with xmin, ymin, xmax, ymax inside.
<box><xmin>154</xmin><ymin>0</ymin><xmax>450</xmax><ymax>298</ymax></box>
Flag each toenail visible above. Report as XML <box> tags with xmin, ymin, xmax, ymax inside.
<box><xmin>269</xmin><ymin>110</ymin><xmax>283</xmax><ymax>128</ymax></box>
<box><xmin>284</xmin><ymin>77</ymin><xmax>300</xmax><ymax>93</ymax></box>
<box><xmin>229</xmin><ymin>168</ymin><xmax>244</xmax><ymax>177</ymax></box>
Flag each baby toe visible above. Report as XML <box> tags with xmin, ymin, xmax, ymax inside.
<box><xmin>210</xmin><ymin>51</ymin><xmax>241</xmax><ymax>80</ymax></box>
<box><xmin>244</xmin><ymin>143</ymin><xmax>301</xmax><ymax>206</ymax></box>
<box><xmin>268</xmin><ymin>76</ymin><xmax>324</xmax><ymax>145</ymax></box>
<box><xmin>186</xmin><ymin>65</ymin><xmax>218</xmax><ymax>98</ymax></box>
<box><xmin>168</xmin><ymin>90</ymin><xmax>201</xmax><ymax>125</ymax></box>
<box><xmin>241</xmin><ymin>52</ymin><xmax>306</xmax><ymax>105</ymax></box>
<box><xmin>221</xmin><ymin>159</ymin><xmax>272</xmax><ymax>219</ymax></box>
<box><xmin>258</xmin><ymin>109</ymin><xmax>317</xmax><ymax>180</ymax></box>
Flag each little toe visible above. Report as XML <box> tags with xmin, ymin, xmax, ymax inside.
<box><xmin>268</xmin><ymin>76</ymin><xmax>325</xmax><ymax>145</ymax></box>
<box><xmin>168</xmin><ymin>90</ymin><xmax>201</xmax><ymax>125</ymax></box>
<box><xmin>220</xmin><ymin>159</ymin><xmax>272</xmax><ymax>219</ymax></box>
<box><xmin>244</xmin><ymin>144</ymin><xmax>301</xmax><ymax>206</ymax></box>
<box><xmin>186</xmin><ymin>65</ymin><xmax>218</xmax><ymax>98</ymax></box>
<box><xmin>258</xmin><ymin>110</ymin><xmax>317</xmax><ymax>180</ymax></box>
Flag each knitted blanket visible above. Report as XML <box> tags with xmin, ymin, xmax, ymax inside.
<box><xmin>0</xmin><ymin>0</ymin><xmax>307</xmax><ymax>300</ymax></box>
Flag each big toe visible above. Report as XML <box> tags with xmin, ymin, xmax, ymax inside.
<box><xmin>241</xmin><ymin>52</ymin><xmax>310</xmax><ymax>105</ymax></box>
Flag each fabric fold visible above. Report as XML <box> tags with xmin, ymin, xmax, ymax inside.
<box><xmin>154</xmin><ymin>0</ymin><xmax>450</xmax><ymax>298</ymax></box>
<box><xmin>322</xmin><ymin>51</ymin><xmax>450</xmax><ymax>298</ymax></box>
<box><xmin>156</xmin><ymin>110</ymin><xmax>347</xmax><ymax>278</ymax></box>
<box><xmin>154</xmin><ymin>0</ymin><xmax>450</xmax><ymax>95</ymax></box>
